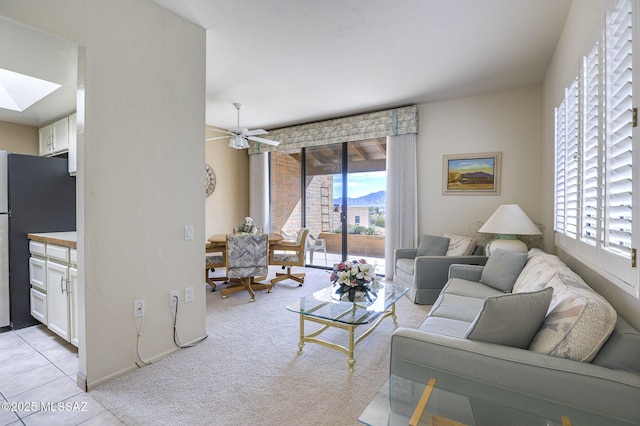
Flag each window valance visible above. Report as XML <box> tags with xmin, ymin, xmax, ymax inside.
<box><xmin>249</xmin><ymin>105</ymin><xmax>418</xmax><ymax>154</ymax></box>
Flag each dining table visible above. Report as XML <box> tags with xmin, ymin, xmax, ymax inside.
<box><xmin>207</xmin><ymin>232</ymin><xmax>284</xmax><ymax>246</ymax></box>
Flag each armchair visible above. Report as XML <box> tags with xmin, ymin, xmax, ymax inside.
<box><xmin>394</xmin><ymin>234</ymin><xmax>488</xmax><ymax>305</ymax></box>
<box><xmin>270</xmin><ymin>228</ymin><xmax>310</xmax><ymax>286</ymax></box>
<box><xmin>221</xmin><ymin>234</ymin><xmax>273</xmax><ymax>302</ymax></box>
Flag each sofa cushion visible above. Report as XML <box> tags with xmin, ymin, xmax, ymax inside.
<box><xmin>529</xmin><ymin>270</ymin><xmax>617</xmax><ymax>362</ymax></box>
<box><xmin>418</xmin><ymin>316</ymin><xmax>471</xmax><ymax>338</ymax></box>
<box><xmin>465</xmin><ymin>287</ymin><xmax>553</xmax><ymax>349</ymax></box>
<box><xmin>416</xmin><ymin>234</ymin><xmax>450</xmax><ymax>257</ymax></box>
<box><xmin>430</xmin><ymin>292</ymin><xmax>486</xmax><ymax>323</ymax></box>
<box><xmin>439</xmin><ymin>277</ymin><xmax>504</xmax><ymax>299</ymax></box>
<box><xmin>479</xmin><ymin>249</ymin><xmax>528</xmax><ymax>292</ymax></box>
<box><xmin>443</xmin><ymin>233</ymin><xmax>477</xmax><ymax>256</ymax></box>
<box><xmin>591</xmin><ymin>316</ymin><xmax>640</xmax><ymax>373</ymax></box>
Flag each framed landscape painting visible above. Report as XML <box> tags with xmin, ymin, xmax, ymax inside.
<box><xmin>443</xmin><ymin>152</ymin><xmax>501</xmax><ymax>195</ymax></box>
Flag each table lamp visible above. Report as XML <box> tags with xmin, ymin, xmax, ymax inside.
<box><xmin>478</xmin><ymin>204</ymin><xmax>541</xmax><ymax>256</ymax></box>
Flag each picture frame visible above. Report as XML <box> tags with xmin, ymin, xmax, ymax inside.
<box><xmin>443</xmin><ymin>152</ymin><xmax>501</xmax><ymax>195</ymax></box>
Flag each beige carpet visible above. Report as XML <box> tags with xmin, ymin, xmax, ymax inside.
<box><xmin>89</xmin><ymin>266</ymin><xmax>430</xmax><ymax>426</ymax></box>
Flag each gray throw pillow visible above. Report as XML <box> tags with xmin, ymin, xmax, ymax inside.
<box><xmin>416</xmin><ymin>235</ymin><xmax>450</xmax><ymax>257</ymax></box>
<box><xmin>465</xmin><ymin>287</ymin><xmax>554</xmax><ymax>349</ymax></box>
<box><xmin>479</xmin><ymin>249</ymin><xmax>528</xmax><ymax>292</ymax></box>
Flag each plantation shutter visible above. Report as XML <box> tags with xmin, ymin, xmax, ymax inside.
<box><xmin>582</xmin><ymin>43</ymin><xmax>600</xmax><ymax>244</ymax></box>
<box><xmin>555</xmin><ymin>101</ymin><xmax>567</xmax><ymax>234</ymax></box>
<box><xmin>605</xmin><ymin>0</ymin><xmax>633</xmax><ymax>257</ymax></box>
<box><xmin>565</xmin><ymin>77</ymin><xmax>580</xmax><ymax>238</ymax></box>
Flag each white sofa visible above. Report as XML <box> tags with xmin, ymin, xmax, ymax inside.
<box><xmin>390</xmin><ymin>248</ymin><xmax>640</xmax><ymax>422</ymax></box>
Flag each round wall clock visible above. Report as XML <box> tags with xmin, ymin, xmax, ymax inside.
<box><xmin>205</xmin><ymin>163</ymin><xmax>216</xmax><ymax>197</ymax></box>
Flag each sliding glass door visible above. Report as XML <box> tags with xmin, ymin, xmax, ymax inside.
<box><xmin>271</xmin><ymin>138</ymin><xmax>387</xmax><ymax>274</ymax></box>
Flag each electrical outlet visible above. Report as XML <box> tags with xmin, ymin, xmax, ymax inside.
<box><xmin>185</xmin><ymin>287</ymin><xmax>193</xmax><ymax>303</ymax></box>
<box><xmin>134</xmin><ymin>300</ymin><xmax>144</xmax><ymax>318</ymax></box>
<box><xmin>170</xmin><ymin>290</ymin><xmax>179</xmax><ymax>306</ymax></box>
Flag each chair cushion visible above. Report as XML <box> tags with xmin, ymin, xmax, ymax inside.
<box><xmin>206</xmin><ymin>255</ymin><xmax>224</xmax><ymax>266</ymax></box>
<box><xmin>443</xmin><ymin>233</ymin><xmax>477</xmax><ymax>256</ymax></box>
<box><xmin>465</xmin><ymin>287</ymin><xmax>553</xmax><ymax>349</ymax></box>
<box><xmin>416</xmin><ymin>235</ymin><xmax>450</xmax><ymax>257</ymax></box>
<box><xmin>273</xmin><ymin>253</ymin><xmax>301</xmax><ymax>263</ymax></box>
<box><xmin>479</xmin><ymin>249</ymin><xmax>528</xmax><ymax>292</ymax></box>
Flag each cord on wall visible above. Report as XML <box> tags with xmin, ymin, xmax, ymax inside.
<box><xmin>172</xmin><ymin>294</ymin><xmax>208</xmax><ymax>349</ymax></box>
<box><xmin>135</xmin><ymin>313</ymin><xmax>152</xmax><ymax>368</ymax></box>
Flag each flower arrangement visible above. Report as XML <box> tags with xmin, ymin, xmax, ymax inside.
<box><xmin>330</xmin><ymin>259</ymin><xmax>377</xmax><ymax>302</ymax></box>
<box><xmin>236</xmin><ymin>217</ymin><xmax>258</xmax><ymax>234</ymax></box>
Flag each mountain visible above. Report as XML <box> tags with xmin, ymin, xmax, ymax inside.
<box><xmin>333</xmin><ymin>190</ymin><xmax>386</xmax><ymax>206</ymax></box>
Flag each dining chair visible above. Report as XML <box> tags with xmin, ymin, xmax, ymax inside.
<box><xmin>306</xmin><ymin>233</ymin><xmax>327</xmax><ymax>266</ymax></box>
<box><xmin>205</xmin><ymin>241</ymin><xmax>227</xmax><ymax>291</ymax></box>
<box><xmin>221</xmin><ymin>233</ymin><xmax>273</xmax><ymax>302</ymax></box>
<box><xmin>269</xmin><ymin>228</ymin><xmax>309</xmax><ymax>286</ymax></box>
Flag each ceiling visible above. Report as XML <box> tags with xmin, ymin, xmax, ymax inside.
<box><xmin>0</xmin><ymin>15</ymin><xmax>77</xmax><ymax>127</ymax></box>
<box><xmin>0</xmin><ymin>1</ymin><xmax>573</xmax><ymax>132</ymax></box>
<box><xmin>154</xmin><ymin>0</ymin><xmax>573</xmax><ymax>131</ymax></box>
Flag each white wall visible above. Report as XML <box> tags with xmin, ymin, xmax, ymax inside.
<box><xmin>0</xmin><ymin>0</ymin><xmax>207</xmax><ymax>388</ymax></box>
<box><xmin>542</xmin><ymin>0</ymin><xmax>640</xmax><ymax>328</ymax></box>
<box><xmin>417</xmin><ymin>86</ymin><xmax>542</xmax><ymax>239</ymax></box>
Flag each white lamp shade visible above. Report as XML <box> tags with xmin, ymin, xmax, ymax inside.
<box><xmin>478</xmin><ymin>204</ymin><xmax>541</xmax><ymax>235</ymax></box>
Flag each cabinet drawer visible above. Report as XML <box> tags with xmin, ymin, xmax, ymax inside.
<box><xmin>29</xmin><ymin>241</ymin><xmax>46</xmax><ymax>257</ymax></box>
<box><xmin>70</xmin><ymin>248</ymin><xmax>77</xmax><ymax>265</ymax></box>
<box><xmin>46</xmin><ymin>244</ymin><xmax>69</xmax><ymax>263</ymax></box>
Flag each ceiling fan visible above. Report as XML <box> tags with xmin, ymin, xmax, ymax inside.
<box><xmin>206</xmin><ymin>103</ymin><xmax>280</xmax><ymax>150</ymax></box>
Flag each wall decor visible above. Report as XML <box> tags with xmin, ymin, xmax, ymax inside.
<box><xmin>443</xmin><ymin>152</ymin><xmax>501</xmax><ymax>195</ymax></box>
<box><xmin>205</xmin><ymin>163</ymin><xmax>216</xmax><ymax>197</ymax></box>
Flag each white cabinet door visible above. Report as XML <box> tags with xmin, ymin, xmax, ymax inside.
<box><xmin>29</xmin><ymin>257</ymin><xmax>46</xmax><ymax>293</ymax></box>
<box><xmin>46</xmin><ymin>261</ymin><xmax>70</xmax><ymax>341</ymax></box>
<box><xmin>38</xmin><ymin>124</ymin><xmax>53</xmax><ymax>155</ymax></box>
<box><xmin>38</xmin><ymin>116</ymin><xmax>70</xmax><ymax>156</ymax></box>
<box><xmin>30</xmin><ymin>288</ymin><xmax>47</xmax><ymax>324</ymax></box>
<box><xmin>51</xmin><ymin>116</ymin><xmax>69</xmax><ymax>154</ymax></box>
<box><xmin>69</xmin><ymin>267</ymin><xmax>78</xmax><ymax>347</ymax></box>
<box><xmin>68</xmin><ymin>113</ymin><xmax>77</xmax><ymax>175</ymax></box>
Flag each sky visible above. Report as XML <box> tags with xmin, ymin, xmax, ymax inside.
<box><xmin>333</xmin><ymin>171</ymin><xmax>386</xmax><ymax>199</ymax></box>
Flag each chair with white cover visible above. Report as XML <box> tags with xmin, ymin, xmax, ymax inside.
<box><xmin>306</xmin><ymin>233</ymin><xmax>327</xmax><ymax>266</ymax></box>
<box><xmin>269</xmin><ymin>228</ymin><xmax>310</xmax><ymax>286</ymax></box>
<box><xmin>221</xmin><ymin>234</ymin><xmax>273</xmax><ymax>302</ymax></box>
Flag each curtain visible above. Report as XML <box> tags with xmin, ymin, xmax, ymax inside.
<box><xmin>249</xmin><ymin>153</ymin><xmax>270</xmax><ymax>233</ymax></box>
<box><xmin>249</xmin><ymin>105</ymin><xmax>418</xmax><ymax>155</ymax></box>
<box><xmin>385</xmin><ymin>133</ymin><xmax>417</xmax><ymax>278</ymax></box>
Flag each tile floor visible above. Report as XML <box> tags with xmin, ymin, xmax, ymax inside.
<box><xmin>0</xmin><ymin>325</ymin><xmax>123</xmax><ymax>426</ymax></box>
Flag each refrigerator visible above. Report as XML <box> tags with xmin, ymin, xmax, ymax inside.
<box><xmin>0</xmin><ymin>151</ymin><xmax>76</xmax><ymax>330</ymax></box>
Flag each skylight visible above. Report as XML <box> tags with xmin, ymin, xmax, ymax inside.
<box><xmin>0</xmin><ymin>68</ymin><xmax>61</xmax><ymax>112</ymax></box>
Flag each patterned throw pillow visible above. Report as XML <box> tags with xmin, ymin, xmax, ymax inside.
<box><xmin>529</xmin><ymin>270</ymin><xmax>617</xmax><ymax>362</ymax></box>
<box><xmin>443</xmin><ymin>233</ymin><xmax>477</xmax><ymax>256</ymax></box>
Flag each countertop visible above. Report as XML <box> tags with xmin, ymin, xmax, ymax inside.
<box><xmin>27</xmin><ymin>231</ymin><xmax>77</xmax><ymax>249</ymax></box>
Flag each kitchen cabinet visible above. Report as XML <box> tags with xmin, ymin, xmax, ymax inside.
<box><xmin>28</xmin><ymin>233</ymin><xmax>78</xmax><ymax>347</ymax></box>
<box><xmin>68</xmin><ymin>112</ymin><xmax>77</xmax><ymax>175</ymax></box>
<box><xmin>39</xmin><ymin>116</ymin><xmax>70</xmax><ymax>156</ymax></box>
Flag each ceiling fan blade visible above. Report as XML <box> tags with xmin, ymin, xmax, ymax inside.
<box><xmin>206</xmin><ymin>136</ymin><xmax>230</xmax><ymax>141</ymax></box>
<box><xmin>248</xmin><ymin>136</ymin><xmax>280</xmax><ymax>146</ymax></box>
<box><xmin>243</xmin><ymin>129</ymin><xmax>268</xmax><ymax>136</ymax></box>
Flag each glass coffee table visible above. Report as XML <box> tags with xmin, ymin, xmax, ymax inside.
<box><xmin>286</xmin><ymin>282</ymin><xmax>408</xmax><ymax>372</ymax></box>
<box><xmin>358</xmin><ymin>360</ymin><xmax>635</xmax><ymax>426</ymax></box>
